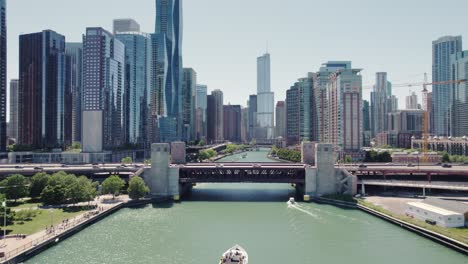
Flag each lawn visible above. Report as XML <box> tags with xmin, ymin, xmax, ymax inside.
<box><xmin>4</xmin><ymin>208</ymin><xmax>88</xmax><ymax>235</ymax></box>
<box><xmin>6</xmin><ymin>198</ymin><xmax>42</xmax><ymax>210</ymax></box>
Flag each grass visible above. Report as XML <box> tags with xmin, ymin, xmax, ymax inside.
<box><xmin>4</xmin><ymin>208</ymin><xmax>88</xmax><ymax>235</ymax></box>
<box><xmin>358</xmin><ymin>200</ymin><xmax>468</xmax><ymax>244</ymax></box>
<box><xmin>6</xmin><ymin>198</ymin><xmax>42</xmax><ymax>210</ymax></box>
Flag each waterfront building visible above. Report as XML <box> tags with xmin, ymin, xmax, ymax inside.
<box><xmin>19</xmin><ymin>30</ymin><xmax>67</xmax><ymax>149</ymax></box>
<box><xmin>285</xmin><ymin>73</ymin><xmax>316</xmax><ymax>146</ymax></box>
<box><xmin>0</xmin><ymin>0</ymin><xmax>5</xmax><ymax>152</ymax></box>
<box><xmin>387</xmin><ymin>110</ymin><xmax>424</xmax><ymax>148</ymax></box>
<box><xmin>223</xmin><ymin>104</ymin><xmax>242</xmax><ymax>143</ymax></box>
<box><xmin>315</xmin><ymin>61</ymin><xmax>351</xmax><ymax>143</ymax></box>
<box><xmin>247</xmin><ymin>95</ymin><xmax>257</xmax><ymax>141</ymax></box>
<box><xmin>65</xmin><ymin>43</ymin><xmax>83</xmax><ymax>144</ymax></box>
<box><xmin>406</xmin><ymin>198</ymin><xmax>467</xmax><ymax>228</ymax></box>
<box><xmin>241</xmin><ymin>107</ymin><xmax>249</xmax><ymax>143</ymax></box>
<box><xmin>207</xmin><ymin>90</ymin><xmax>223</xmax><ymax>143</ymax></box>
<box><xmin>432</xmin><ymin>36</ymin><xmax>462</xmax><ymax>136</ymax></box>
<box><xmin>182</xmin><ymin>68</ymin><xmax>196</xmax><ymax>142</ymax></box>
<box><xmin>116</xmin><ymin>32</ymin><xmax>152</xmax><ymax>147</ymax></box>
<box><xmin>8</xmin><ymin>79</ymin><xmax>18</xmax><ymax>142</ymax></box>
<box><xmin>362</xmin><ymin>100</ymin><xmax>371</xmax><ymax>147</ymax></box>
<box><xmin>327</xmin><ymin>66</ymin><xmax>363</xmax><ymax>158</ymax></box>
<box><xmin>152</xmin><ymin>0</ymin><xmax>183</xmax><ymax>142</ymax></box>
<box><xmin>406</xmin><ymin>92</ymin><xmax>419</xmax><ymax>110</ymax></box>
<box><xmin>195</xmin><ymin>84</ymin><xmax>207</xmax><ymax>141</ymax></box>
<box><xmin>82</xmin><ymin>27</ymin><xmax>125</xmax><ymax>152</ymax></box>
<box><xmin>256</xmin><ymin>53</ymin><xmax>274</xmax><ymax>142</ymax></box>
<box><xmin>113</xmin><ymin>18</ymin><xmax>140</xmax><ymax>34</ymax></box>
<box><xmin>412</xmin><ymin>136</ymin><xmax>468</xmax><ymax>156</ymax></box>
<box><xmin>275</xmin><ymin>101</ymin><xmax>286</xmax><ymax>139</ymax></box>
<box><xmin>449</xmin><ymin>50</ymin><xmax>468</xmax><ymax>137</ymax></box>
<box><xmin>370</xmin><ymin>72</ymin><xmax>392</xmax><ymax>137</ymax></box>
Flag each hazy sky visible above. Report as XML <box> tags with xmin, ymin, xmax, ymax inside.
<box><xmin>6</xmin><ymin>0</ymin><xmax>468</xmax><ymax>113</ymax></box>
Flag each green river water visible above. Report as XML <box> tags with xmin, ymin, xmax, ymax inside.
<box><xmin>27</xmin><ymin>149</ymin><xmax>466</xmax><ymax>263</ymax></box>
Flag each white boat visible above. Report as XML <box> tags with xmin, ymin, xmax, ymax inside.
<box><xmin>288</xmin><ymin>197</ymin><xmax>296</xmax><ymax>204</ymax></box>
<box><xmin>219</xmin><ymin>245</ymin><xmax>248</xmax><ymax>264</ymax></box>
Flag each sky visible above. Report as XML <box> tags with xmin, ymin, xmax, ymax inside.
<box><xmin>6</xmin><ymin>0</ymin><xmax>468</xmax><ymax>115</ymax></box>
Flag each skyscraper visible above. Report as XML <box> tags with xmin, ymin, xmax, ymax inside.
<box><xmin>275</xmin><ymin>101</ymin><xmax>286</xmax><ymax>139</ymax></box>
<box><xmin>19</xmin><ymin>30</ymin><xmax>67</xmax><ymax>149</ymax></box>
<box><xmin>450</xmin><ymin>50</ymin><xmax>468</xmax><ymax>137</ymax></box>
<box><xmin>0</xmin><ymin>0</ymin><xmax>6</xmax><ymax>152</ymax></box>
<box><xmin>432</xmin><ymin>36</ymin><xmax>462</xmax><ymax>136</ymax></box>
<box><xmin>113</xmin><ymin>19</ymin><xmax>140</xmax><ymax>34</ymax></box>
<box><xmin>406</xmin><ymin>92</ymin><xmax>419</xmax><ymax>110</ymax></box>
<box><xmin>362</xmin><ymin>100</ymin><xmax>371</xmax><ymax>147</ymax></box>
<box><xmin>207</xmin><ymin>90</ymin><xmax>223</xmax><ymax>143</ymax></box>
<box><xmin>247</xmin><ymin>95</ymin><xmax>257</xmax><ymax>141</ymax></box>
<box><xmin>223</xmin><ymin>104</ymin><xmax>242</xmax><ymax>143</ymax></box>
<box><xmin>153</xmin><ymin>0</ymin><xmax>183</xmax><ymax>142</ymax></box>
<box><xmin>256</xmin><ymin>53</ymin><xmax>274</xmax><ymax>142</ymax></box>
<box><xmin>65</xmin><ymin>43</ymin><xmax>83</xmax><ymax>144</ymax></box>
<box><xmin>195</xmin><ymin>84</ymin><xmax>207</xmax><ymax>140</ymax></box>
<box><xmin>116</xmin><ymin>32</ymin><xmax>152</xmax><ymax>147</ymax></box>
<box><xmin>82</xmin><ymin>28</ymin><xmax>125</xmax><ymax>152</ymax></box>
<box><xmin>182</xmin><ymin>68</ymin><xmax>196</xmax><ymax>142</ymax></box>
<box><xmin>371</xmin><ymin>72</ymin><xmax>392</xmax><ymax>136</ymax></box>
<box><xmin>8</xmin><ymin>79</ymin><xmax>18</xmax><ymax>142</ymax></box>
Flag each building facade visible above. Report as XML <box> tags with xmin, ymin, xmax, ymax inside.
<box><xmin>195</xmin><ymin>84</ymin><xmax>207</xmax><ymax>141</ymax></box>
<box><xmin>19</xmin><ymin>30</ymin><xmax>67</xmax><ymax>149</ymax></box>
<box><xmin>113</xmin><ymin>18</ymin><xmax>140</xmax><ymax>34</ymax></box>
<box><xmin>247</xmin><ymin>95</ymin><xmax>257</xmax><ymax>141</ymax></box>
<box><xmin>82</xmin><ymin>27</ymin><xmax>125</xmax><ymax>152</ymax></box>
<box><xmin>406</xmin><ymin>92</ymin><xmax>419</xmax><ymax>110</ymax></box>
<box><xmin>8</xmin><ymin>79</ymin><xmax>18</xmax><ymax>142</ymax></box>
<box><xmin>116</xmin><ymin>32</ymin><xmax>152</xmax><ymax>147</ymax></box>
<box><xmin>450</xmin><ymin>50</ymin><xmax>468</xmax><ymax>137</ymax></box>
<box><xmin>370</xmin><ymin>72</ymin><xmax>393</xmax><ymax>137</ymax></box>
<box><xmin>182</xmin><ymin>68</ymin><xmax>196</xmax><ymax>142</ymax></box>
<box><xmin>0</xmin><ymin>0</ymin><xmax>5</xmax><ymax>152</ymax></box>
<box><xmin>432</xmin><ymin>36</ymin><xmax>462</xmax><ymax>136</ymax></box>
<box><xmin>65</xmin><ymin>43</ymin><xmax>83</xmax><ymax>144</ymax></box>
<box><xmin>275</xmin><ymin>101</ymin><xmax>286</xmax><ymax>139</ymax></box>
<box><xmin>362</xmin><ymin>100</ymin><xmax>371</xmax><ymax>147</ymax></box>
<box><xmin>387</xmin><ymin>110</ymin><xmax>424</xmax><ymax>148</ymax></box>
<box><xmin>256</xmin><ymin>53</ymin><xmax>274</xmax><ymax>142</ymax></box>
<box><xmin>223</xmin><ymin>105</ymin><xmax>242</xmax><ymax>143</ymax></box>
<box><xmin>207</xmin><ymin>90</ymin><xmax>223</xmax><ymax>143</ymax></box>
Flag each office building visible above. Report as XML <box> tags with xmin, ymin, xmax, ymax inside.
<box><xmin>247</xmin><ymin>95</ymin><xmax>257</xmax><ymax>141</ymax></box>
<box><xmin>450</xmin><ymin>50</ymin><xmax>468</xmax><ymax>137</ymax></box>
<box><xmin>275</xmin><ymin>101</ymin><xmax>286</xmax><ymax>139</ymax></box>
<box><xmin>207</xmin><ymin>90</ymin><xmax>223</xmax><ymax>143</ymax></box>
<box><xmin>362</xmin><ymin>100</ymin><xmax>371</xmax><ymax>147</ymax></box>
<box><xmin>370</xmin><ymin>72</ymin><xmax>392</xmax><ymax>136</ymax></box>
<box><xmin>195</xmin><ymin>84</ymin><xmax>207</xmax><ymax>140</ymax></box>
<box><xmin>65</xmin><ymin>43</ymin><xmax>83</xmax><ymax>144</ymax></box>
<box><xmin>113</xmin><ymin>18</ymin><xmax>140</xmax><ymax>34</ymax></box>
<box><xmin>256</xmin><ymin>53</ymin><xmax>274</xmax><ymax>142</ymax></box>
<box><xmin>223</xmin><ymin>104</ymin><xmax>242</xmax><ymax>143</ymax></box>
<box><xmin>432</xmin><ymin>36</ymin><xmax>462</xmax><ymax>136</ymax></box>
<box><xmin>241</xmin><ymin>107</ymin><xmax>249</xmax><ymax>143</ymax></box>
<box><xmin>8</xmin><ymin>79</ymin><xmax>18</xmax><ymax>142</ymax></box>
<box><xmin>182</xmin><ymin>68</ymin><xmax>196</xmax><ymax>142</ymax></box>
<box><xmin>116</xmin><ymin>32</ymin><xmax>152</xmax><ymax>147</ymax></box>
<box><xmin>153</xmin><ymin>0</ymin><xmax>183</xmax><ymax>142</ymax></box>
<box><xmin>19</xmin><ymin>30</ymin><xmax>67</xmax><ymax>149</ymax></box>
<box><xmin>0</xmin><ymin>0</ymin><xmax>5</xmax><ymax>152</ymax></box>
<box><xmin>406</xmin><ymin>92</ymin><xmax>419</xmax><ymax>110</ymax></box>
<box><xmin>82</xmin><ymin>28</ymin><xmax>125</xmax><ymax>152</ymax></box>
<box><xmin>387</xmin><ymin>110</ymin><xmax>424</xmax><ymax>148</ymax></box>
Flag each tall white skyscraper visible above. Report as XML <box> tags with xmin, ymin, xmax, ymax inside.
<box><xmin>256</xmin><ymin>53</ymin><xmax>274</xmax><ymax>142</ymax></box>
<box><xmin>406</xmin><ymin>92</ymin><xmax>418</xmax><ymax>110</ymax></box>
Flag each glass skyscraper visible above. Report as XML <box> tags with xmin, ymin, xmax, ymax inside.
<box><xmin>65</xmin><ymin>43</ymin><xmax>83</xmax><ymax>144</ymax></box>
<box><xmin>0</xmin><ymin>0</ymin><xmax>6</xmax><ymax>152</ymax></box>
<box><xmin>256</xmin><ymin>53</ymin><xmax>274</xmax><ymax>142</ymax></box>
<box><xmin>195</xmin><ymin>84</ymin><xmax>207</xmax><ymax>140</ymax></box>
<box><xmin>153</xmin><ymin>0</ymin><xmax>183</xmax><ymax>142</ymax></box>
<box><xmin>450</xmin><ymin>50</ymin><xmax>468</xmax><ymax>137</ymax></box>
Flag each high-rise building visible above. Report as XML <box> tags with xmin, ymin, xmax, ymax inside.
<box><xmin>116</xmin><ymin>32</ymin><xmax>152</xmax><ymax>147</ymax></box>
<box><xmin>195</xmin><ymin>84</ymin><xmax>207</xmax><ymax>140</ymax></box>
<box><xmin>432</xmin><ymin>36</ymin><xmax>462</xmax><ymax>136</ymax></box>
<box><xmin>0</xmin><ymin>0</ymin><xmax>6</xmax><ymax>152</ymax></box>
<box><xmin>19</xmin><ymin>30</ymin><xmax>67</xmax><ymax>149</ymax></box>
<box><xmin>8</xmin><ymin>79</ymin><xmax>18</xmax><ymax>142</ymax></box>
<box><xmin>450</xmin><ymin>50</ymin><xmax>468</xmax><ymax>137</ymax></box>
<box><xmin>207</xmin><ymin>90</ymin><xmax>223</xmax><ymax>143</ymax></box>
<box><xmin>362</xmin><ymin>100</ymin><xmax>371</xmax><ymax>147</ymax></box>
<box><xmin>82</xmin><ymin>27</ymin><xmax>125</xmax><ymax>152</ymax></box>
<box><xmin>65</xmin><ymin>43</ymin><xmax>83</xmax><ymax>144</ymax></box>
<box><xmin>370</xmin><ymin>72</ymin><xmax>392</xmax><ymax>136</ymax></box>
<box><xmin>285</xmin><ymin>73</ymin><xmax>316</xmax><ymax>145</ymax></box>
<box><xmin>387</xmin><ymin>110</ymin><xmax>424</xmax><ymax>148</ymax></box>
<box><xmin>406</xmin><ymin>92</ymin><xmax>418</xmax><ymax>110</ymax></box>
<box><xmin>241</xmin><ymin>107</ymin><xmax>249</xmax><ymax>143</ymax></box>
<box><xmin>328</xmin><ymin>66</ymin><xmax>363</xmax><ymax>158</ymax></box>
<box><xmin>256</xmin><ymin>53</ymin><xmax>274</xmax><ymax>142</ymax></box>
<box><xmin>247</xmin><ymin>95</ymin><xmax>257</xmax><ymax>141</ymax></box>
<box><xmin>113</xmin><ymin>18</ymin><xmax>140</xmax><ymax>34</ymax></box>
<box><xmin>182</xmin><ymin>68</ymin><xmax>196</xmax><ymax>142</ymax></box>
<box><xmin>275</xmin><ymin>101</ymin><xmax>286</xmax><ymax>139</ymax></box>
<box><xmin>153</xmin><ymin>0</ymin><xmax>183</xmax><ymax>142</ymax></box>
<box><xmin>223</xmin><ymin>104</ymin><xmax>242</xmax><ymax>143</ymax></box>
<box><xmin>315</xmin><ymin>62</ymin><xmax>351</xmax><ymax>143</ymax></box>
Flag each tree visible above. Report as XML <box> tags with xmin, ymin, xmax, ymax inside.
<box><xmin>121</xmin><ymin>157</ymin><xmax>133</xmax><ymax>164</ymax></box>
<box><xmin>344</xmin><ymin>155</ymin><xmax>353</xmax><ymax>163</ymax></box>
<box><xmin>0</xmin><ymin>174</ymin><xmax>29</xmax><ymax>202</ymax></box>
<box><xmin>442</xmin><ymin>152</ymin><xmax>450</xmax><ymax>163</ymax></box>
<box><xmin>128</xmin><ymin>176</ymin><xmax>149</xmax><ymax>200</ymax></box>
<box><xmin>68</xmin><ymin>176</ymin><xmax>97</xmax><ymax>205</ymax></box>
<box><xmin>102</xmin><ymin>175</ymin><xmax>125</xmax><ymax>199</ymax></box>
<box><xmin>30</xmin><ymin>172</ymin><xmax>50</xmax><ymax>198</ymax></box>
<box><xmin>40</xmin><ymin>172</ymin><xmax>77</xmax><ymax>205</ymax></box>
<box><xmin>0</xmin><ymin>194</ymin><xmax>15</xmax><ymax>226</ymax></box>
<box><xmin>198</xmin><ymin>139</ymin><xmax>206</xmax><ymax>146</ymax></box>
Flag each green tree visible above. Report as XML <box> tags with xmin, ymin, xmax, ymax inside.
<box><xmin>68</xmin><ymin>176</ymin><xmax>97</xmax><ymax>205</ymax></box>
<box><xmin>102</xmin><ymin>175</ymin><xmax>125</xmax><ymax>199</ymax></box>
<box><xmin>40</xmin><ymin>172</ymin><xmax>79</xmax><ymax>205</ymax></box>
<box><xmin>344</xmin><ymin>155</ymin><xmax>353</xmax><ymax>163</ymax></box>
<box><xmin>121</xmin><ymin>157</ymin><xmax>133</xmax><ymax>164</ymax></box>
<box><xmin>198</xmin><ymin>139</ymin><xmax>206</xmax><ymax>146</ymax></box>
<box><xmin>144</xmin><ymin>159</ymin><xmax>151</xmax><ymax>165</ymax></box>
<box><xmin>442</xmin><ymin>152</ymin><xmax>450</xmax><ymax>163</ymax></box>
<box><xmin>0</xmin><ymin>174</ymin><xmax>30</xmax><ymax>202</ymax></box>
<box><xmin>30</xmin><ymin>172</ymin><xmax>50</xmax><ymax>198</ymax></box>
<box><xmin>128</xmin><ymin>176</ymin><xmax>149</xmax><ymax>200</ymax></box>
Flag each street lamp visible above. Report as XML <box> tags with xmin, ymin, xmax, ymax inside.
<box><xmin>2</xmin><ymin>200</ymin><xmax>6</xmax><ymax>246</ymax></box>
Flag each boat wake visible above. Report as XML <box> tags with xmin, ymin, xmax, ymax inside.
<box><xmin>287</xmin><ymin>201</ymin><xmax>321</xmax><ymax>220</ymax></box>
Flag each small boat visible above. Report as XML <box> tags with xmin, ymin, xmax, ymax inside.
<box><xmin>288</xmin><ymin>197</ymin><xmax>296</xmax><ymax>204</ymax></box>
<box><xmin>219</xmin><ymin>245</ymin><xmax>248</xmax><ymax>264</ymax></box>
<box><xmin>241</xmin><ymin>153</ymin><xmax>247</xmax><ymax>159</ymax></box>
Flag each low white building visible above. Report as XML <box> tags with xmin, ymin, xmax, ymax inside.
<box><xmin>405</xmin><ymin>198</ymin><xmax>468</xmax><ymax>228</ymax></box>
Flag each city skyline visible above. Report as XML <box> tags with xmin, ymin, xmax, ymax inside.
<box><xmin>5</xmin><ymin>0</ymin><xmax>468</xmax><ymax>120</ymax></box>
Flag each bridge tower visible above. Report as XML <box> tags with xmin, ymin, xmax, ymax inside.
<box><xmin>146</xmin><ymin>143</ymin><xmax>180</xmax><ymax>198</ymax></box>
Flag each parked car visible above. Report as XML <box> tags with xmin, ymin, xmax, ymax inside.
<box><xmin>61</xmin><ymin>164</ymin><xmax>68</xmax><ymax>168</ymax></box>
<box><xmin>358</xmin><ymin>164</ymin><xmax>367</xmax><ymax>168</ymax></box>
<box><xmin>442</xmin><ymin>163</ymin><xmax>452</xmax><ymax>168</ymax></box>
<box><xmin>14</xmin><ymin>165</ymin><xmax>24</xmax><ymax>169</ymax></box>
<box><xmin>34</xmin><ymin>167</ymin><xmax>43</xmax><ymax>171</ymax></box>
<box><xmin>407</xmin><ymin>163</ymin><xmax>415</xmax><ymax>167</ymax></box>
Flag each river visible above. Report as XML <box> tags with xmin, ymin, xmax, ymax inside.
<box><xmin>27</xmin><ymin>149</ymin><xmax>466</xmax><ymax>263</ymax></box>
